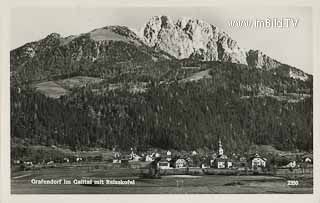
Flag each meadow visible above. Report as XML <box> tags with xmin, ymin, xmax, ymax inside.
<box><xmin>11</xmin><ymin>163</ymin><xmax>313</xmax><ymax>194</ymax></box>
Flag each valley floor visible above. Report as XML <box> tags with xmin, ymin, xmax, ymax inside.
<box><xmin>11</xmin><ymin>164</ymin><xmax>313</xmax><ymax>194</ymax></box>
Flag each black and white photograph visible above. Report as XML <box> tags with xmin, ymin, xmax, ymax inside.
<box><xmin>8</xmin><ymin>5</ymin><xmax>315</xmax><ymax>195</ymax></box>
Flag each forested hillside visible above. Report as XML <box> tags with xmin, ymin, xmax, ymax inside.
<box><xmin>11</xmin><ymin>61</ymin><xmax>313</xmax><ymax>152</ymax></box>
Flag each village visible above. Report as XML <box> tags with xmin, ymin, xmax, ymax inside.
<box><xmin>12</xmin><ymin>138</ymin><xmax>313</xmax><ymax>178</ymax></box>
<box><xmin>110</xmin><ymin>138</ymin><xmax>313</xmax><ymax>177</ymax></box>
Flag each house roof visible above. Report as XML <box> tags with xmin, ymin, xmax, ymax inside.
<box><xmin>214</xmin><ymin>158</ymin><xmax>230</xmax><ymax>162</ymax></box>
<box><xmin>176</xmin><ymin>158</ymin><xmax>187</xmax><ymax>162</ymax></box>
<box><xmin>250</xmin><ymin>157</ymin><xmax>267</xmax><ymax>161</ymax></box>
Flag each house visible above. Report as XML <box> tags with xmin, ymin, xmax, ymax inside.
<box><xmin>155</xmin><ymin>153</ymin><xmax>161</xmax><ymax>158</ymax></box>
<box><xmin>285</xmin><ymin>161</ymin><xmax>296</xmax><ymax>168</ymax></box>
<box><xmin>213</xmin><ymin>158</ymin><xmax>227</xmax><ymax>169</ymax></box>
<box><xmin>303</xmin><ymin>156</ymin><xmax>313</xmax><ymax>164</ymax></box>
<box><xmin>201</xmin><ymin>162</ymin><xmax>210</xmax><ymax>169</ymax></box>
<box><xmin>145</xmin><ymin>154</ymin><xmax>154</xmax><ymax>162</ymax></box>
<box><xmin>227</xmin><ymin>161</ymin><xmax>233</xmax><ymax>168</ymax></box>
<box><xmin>24</xmin><ymin>161</ymin><xmax>33</xmax><ymax>166</ymax></box>
<box><xmin>13</xmin><ymin>160</ymin><xmax>21</xmax><ymax>164</ymax></box>
<box><xmin>47</xmin><ymin>161</ymin><xmax>54</xmax><ymax>165</ymax></box>
<box><xmin>133</xmin><ymin>154</ymin><xmax>142</xmax><ymax>161</ymax></box>
<box><xmin>305</xmin><ymin>157</ymin><xmax>312</xmax><ymax>163</ymax></box>
<box><xmin>210</xmin><ymin>159</ymin><xmax>215</xmax><ymax>167</ymax></box>
<box><xmin>129</xmin><ymin>152</ymin><xmax>142</xmax><ymax>161</ymax></box>
<box><xmin>157</xmin><ymin>159</ymin><xmax>171</xmax><ymax>169</ymax></box>
<box><xmin>76</xmin><ymin>157</ymin><xmax>83</xmax><ymax>162</ymax></box>
<box><xmin>175</xmin><ymin>158</ymin><xmax>188</xmax><ymax>168</ymax></box>
<box><xmin>113</xmin><ymin>159</ymin><xmax>121</xmax><ymax>164</ymax></box>
<box><xmin>249</xmin><ymin>153</ymin><xmax>267</xmax><ymax>169</ymax></box>
<box><xmin>113</xmin><ymin>152</ymin><xmax>121</xmax><ymax>163</ymax></box>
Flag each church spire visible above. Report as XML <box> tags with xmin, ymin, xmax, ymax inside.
<box><xmin>218</xmin><ymin>138</ymin><xmax>224</xmax><ymax>156</ymax></box>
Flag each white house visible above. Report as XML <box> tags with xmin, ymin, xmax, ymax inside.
<box><xmin>201</xmin><ymin>163</ymin><xmax>210</xmax><ymax>169</ymax></box>
<box><xmin>304</xmin><ymin>157</ymin><xmax>312</xmax><ymax>163</ymax></box>
<box><xmin>217</xmin><ymin>160</ymin><xmax>225</xmax><ymax>169</ymax></box>
<box><xmin>46</xmin><ymin>161</ymin><xmax>54</xmax><ymax>165</ymax></box>
<box><xmin>145</xmin><ymin>154</ymin><xmax>154</xmax><ymax>162</ymax></box>
<box><xmin>130</xmin><ymin>154</ymin><xmax>142</xmax><ymax>161</ymax></box>
<box><xmin>175</xmin><ymin>159</ymin><xmax>188</xmax><ymax>168</ymax></box>
<box><xmin>24</xmin><ymin>161</ymin><xmax>33</xmax><ymax>166</ymax></box>
<box><xmin>76</xmin><ymin>157</ymin><xmax>83</xmax><ymax>162</ymax></box>
<box><xmin>13</xmin><ymin>160</ymin><xmax>21</xmax><ymax>164</ymax></box>
<box><xmin>285</xmin><ymin>161</ymin><xmax>296</xmax><ymax>168</ymax></box>
<box><xmin>227</xmin><ymin>161</ymin><xmax>233</xmax><ymax>169</ymax></box>
<box><xmin>213</xmin><ymin>158</ymin><xmax>227</xmax><ymax>169</ymax></box>
<box><xmin>250</xmin><ymin>154</ymin><xmax>267</xmax><ymax>168</ymax></box>
<box><xmin>113</xmin><ymin>159</ymin><xmax>121</xmax><ymax>164</ymax></box>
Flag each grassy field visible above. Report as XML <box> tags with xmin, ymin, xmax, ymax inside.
<box><xmin>11</xmin><ymin>164</ymin><xmax>313</xmax><ymax>194</ymax></box>
<box><xmin>32</xmin><ymin>76</ymin><xmax>104</xmax><ymax>98</ymax></box>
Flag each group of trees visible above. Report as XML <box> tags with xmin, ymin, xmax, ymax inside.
<box><xmin>11</xmin><ymin>72</ymin><xmax>313</xmax><ymax>153</ymax></box>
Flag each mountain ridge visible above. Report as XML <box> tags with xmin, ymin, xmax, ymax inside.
<box><xmin>11</xmin><ymin>15</ymin><xmax>311</xmax><ymax>83</ymax></box>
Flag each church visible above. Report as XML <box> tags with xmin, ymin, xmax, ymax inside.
<box><xmin>211</xmin><ymin>138</ymin><xmax>233</xmax><ymax>169</ymax></box>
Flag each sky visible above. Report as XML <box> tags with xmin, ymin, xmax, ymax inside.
<box><xmin>11</xmin><ymin>7</ymin><xmax>313</xmax><ymax>73</ymax></box>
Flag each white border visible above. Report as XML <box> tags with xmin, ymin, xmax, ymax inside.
<box><xmin>1</xmin><ymin>0</ymin><xmax>320</xmax><ymax>203</ymax></box>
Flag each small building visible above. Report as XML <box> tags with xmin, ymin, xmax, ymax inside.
<box><xmin>157</xmin><ymin>160</ymin><xmax>171</xmax><ymax>169</ymax></box>
<box><xmin>249</xmin><ymin>153</ymin><xmax>267</xmax><ymax>169</ymax></box>
<box><xmin>13</xmin><ymin>160</ymin><xmax>21</xmax><ymax>164</ymax></box>
<box><xmin>285</xmin><ymin>161</ymin><xmax>296</xmax><ymax>168</ymax></box>
<box><xmin>145</xmin><ymin>154</ymin><xmax>154</xmax><ymax>162</ymax></box>
<box><xmin>303</xmin><ymin>156</ymin><xmax>313</xmax><ymax>163</ymax></box>
<box><xmin>227</xmin><ymin>161</ymin><xmax>233</xmax><ymax>169</ymax></box>
<box><xmin>201</xmin><ymin>162</ymin><xmax>210</xmax><ymax>169</ymax></box>
<box><xmin>113</xmin><ymin>159</ymin><xmax>121</xmax><ymax>164</ymax></box>
<box><xmin>76</xmin><ymin>157</ymin><xmax>83</xmax><ymax>162</ymax></box>
<box><xmin>214</xmin><ymin>158</ymin><xmax>227</xmax><ymax>169</ymax></box>
<box><xmin>24</xmin><ymin>161</ymin><xmax>33</xmax><ymax>166</ymax></box>
<box><xmin>130</xmin><ymin>153</ymin><xmax>142</xmax><ymax>161</ymax></box>
<box><xmin>46</xmin><ymin>161</ymin><xmax>54</xmax><ymax>165</ymax></box>
<box><xmin>175</xmin><ymin>158</ymin><xmax>188</xmax><ymax>168</ymax></box>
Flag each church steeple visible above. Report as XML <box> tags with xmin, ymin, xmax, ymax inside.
<box><xmin>218</xmin><ymin>138</ymin><xmax>224</xmax><ymax>156</ymax></box>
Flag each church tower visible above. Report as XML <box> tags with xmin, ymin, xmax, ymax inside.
<box><xmin>218</xmin><ymin>138</ymin><xmax>224</xmax><ymax>156</ymax></box>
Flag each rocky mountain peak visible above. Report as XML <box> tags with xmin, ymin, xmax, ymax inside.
<box><xmin>139</xmin><ymin>15</ymin><xmax>248</xmax><ymax>64</ymax></box>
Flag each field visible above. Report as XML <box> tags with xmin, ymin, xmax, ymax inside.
<box><xmin>32</xmin><ymin>76</ymin><xmax>104</xmax><ymax>98</ymax></box>
<box><xmin>11</xmin><ymin>164</ymin><xmax>313</xmax><ymax>194</ymax></box>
